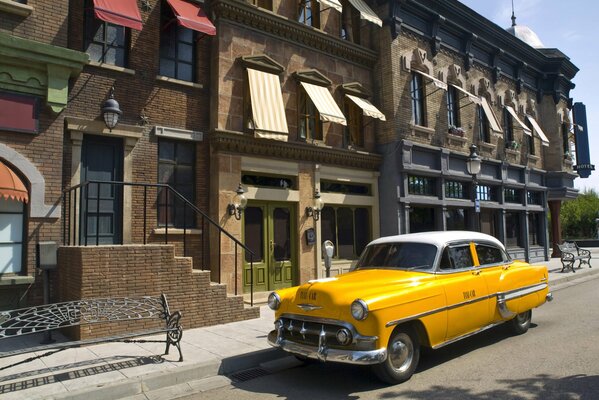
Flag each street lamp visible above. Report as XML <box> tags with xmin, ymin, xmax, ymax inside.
<box><xmin>306</xmin><ymin>189</ymin><xmax>324</xmax><ymax>221</ymax></box>
<box><xmin>102</xmin><ymin>86</ymin><xmax>122</xmax><ymax>131</ymax></box>
<box><xmin>467</xmin><ymin>144</ymin><xmax>481</xmax><ymax>231</ymax></box>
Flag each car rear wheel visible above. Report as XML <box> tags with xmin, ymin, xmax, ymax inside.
<box><xmin>372</xmin><ymin>326</ymin><xmax>420</xmax><ymax>384</ymax></box>
<box><xmin>509</xmin><ymin>310</ymin><xmax>532</xmax><ymax>335</ymax></box>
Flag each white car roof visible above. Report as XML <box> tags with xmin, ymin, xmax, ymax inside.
<box><xmin>368</xmin><ymin>231</ymin><xmax>505</xmax><ymax>250</ymax></box>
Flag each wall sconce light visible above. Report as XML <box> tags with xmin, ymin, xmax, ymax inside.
<box><xmin>102</xmin><ymin>86</ymin><xmax>122</xmax><ymax>131</ymax></box>
<box><xmin>306</xmin><ymin>189</ymin><xmax>324</xmax><ymax>221</ymax></box>
<box><xmin>228</xmin><ymin>183</ymin><xmax>247</xmax><ymax>220</ymax></box>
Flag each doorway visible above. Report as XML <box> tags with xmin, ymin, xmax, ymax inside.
<box><xmin>80</xmin><ymin>135</ymin><xmax>123</xmax><ymax>245</ymax></box>
<box><xmin>243</xmin><ymin>202</ymin><xmax>296</xmax><ymax>292</ymax></box>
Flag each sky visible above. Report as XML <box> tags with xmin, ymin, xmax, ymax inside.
<box><xmin>459</xmin><ymin>0</ymin><xmax>598</xmax><ymax>193</ymax></box>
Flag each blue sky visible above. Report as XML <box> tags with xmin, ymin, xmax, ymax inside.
<box><xmin>459</xmin><ymin>0</ymin><xmax>598</xmax><ymax>192</ymax></box>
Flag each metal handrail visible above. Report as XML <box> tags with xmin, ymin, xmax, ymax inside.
<box><xmin>62</xmin><ymin>180</ymin><xmax>256</xmax><ymax>306</ymax></box>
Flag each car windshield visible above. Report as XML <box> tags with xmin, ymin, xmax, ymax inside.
<box><xmin>354</xmin><ymin>242</ymin><xmax>438</xmax><ymax>271</ymax></box>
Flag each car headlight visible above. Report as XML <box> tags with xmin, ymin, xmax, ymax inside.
<box><xmin>267</xmin><ymin>292</ymin><xmax>281</xmax><ymax>310</ymax></box>
<box><xmin>350</xmin><ymin>299</ymin><xmax>368</xmax><ymax>321</ymax></box>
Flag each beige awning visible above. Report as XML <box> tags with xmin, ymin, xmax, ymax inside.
<box><xmin>480</xmin><ymin>96</ymin><xmax>502</xmax><ymax>133</ymax></box>
<box><xmin>450</xmin><ymin>84</ymin><xmax>481</xmax><ymax>105</ymax></box>
<box><xmin>526</xmin><ymin>115</ymin><xmax>550</xmax><ymax>146</ymax></box>
<box><xmin>346</xmin><ymin>94</ymin><xmax>386</xmax><ymax>121</ymax></box>
<box><xmin>347</xmin><ymin>0</ymin><xmax>382</xmax><ymax>26</ymax></box>
<box><xmin>317</xmin><ymin>0</ymin><xmax>342</xmax><ymax>13</ymax></box>
<box><xmin>247</xmin><ymin>68</ymin><xmax>289</xmax><ymax>141</ymax></box>
<box><xmin>413</xmin><ymin>69</ymin><xmax>448</xmax><ymax>90</ymax></box>
<box><xmin>505</xmin><ymin>105</ymin><xmax>532</xmax><ymax>136</ymax></box>
<box><xmin>301</xmin><ymin>82</ymin><xmax>347</xmax><ymax>125</ymax></box>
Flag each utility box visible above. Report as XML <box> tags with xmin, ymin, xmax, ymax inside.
<box><xmin>36</xmin><ymin>241</ymin><xmax>58</xmax><ymax>270</ymax></box>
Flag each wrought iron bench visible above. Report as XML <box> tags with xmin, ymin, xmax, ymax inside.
<box><xmin>557</xmin><ymin>241</ymin><xmax>592</xmax><ymax>273</ymax></box>
<box><xmin>0</xmin><ymin>294</ymin><xmax>182</xmax><ymax>371</ymax></box>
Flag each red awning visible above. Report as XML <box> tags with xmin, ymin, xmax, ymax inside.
<box><xmin>0</xmin><ymin>161</ymin><xmax>28</xmax><ymax>204</ymax></box>
<box><xmin>166</xmin><ymin>0</ymin><xmax>216</xmax><ymax>36</ymax></box>
<box><xmin>93</xmin><ymin>0</ymin><xmax>143</xmax><ymax>31</ymax></box>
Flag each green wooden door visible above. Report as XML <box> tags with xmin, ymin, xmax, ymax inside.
<box><xmin>243</xmin><ymin>202</ymin><xmax>295</xmax><ymax>292</ymax></box>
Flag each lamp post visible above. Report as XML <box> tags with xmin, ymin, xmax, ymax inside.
<box><xmin>467</xmin><ymin>144</ymin><xmax>482</xmax><ymax>231</ymax></box>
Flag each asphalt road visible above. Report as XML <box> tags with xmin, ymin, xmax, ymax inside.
<box><xmin>187</xmin><ymin>278</ymin><xmax>599</xmax><ymax>400</ymax></box>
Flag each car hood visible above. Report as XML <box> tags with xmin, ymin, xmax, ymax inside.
<box><xmin>278</xmin><ymin>269</ymin><xmax>436</xmax><ymax>320</ymax></box>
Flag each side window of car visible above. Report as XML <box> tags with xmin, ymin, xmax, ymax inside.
<box><xmin>475</xmin><ymin>244</ymin><xmax>505</xmax><ymax>265</ymax></box>
<box><xmin>440</xmin><ymin>245</ymin><xmax>474</xmax><ymax>270</ymax></box>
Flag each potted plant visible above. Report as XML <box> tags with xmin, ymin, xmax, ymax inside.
<box><xmin>448</xmin><ymin>125</ymin><xmax>465</xmax><ymax>137</ymax></box>
<box><xmin>506</xmin><ymin>140</ymin><xmax>520</xmax><ymax>151</ymax></box>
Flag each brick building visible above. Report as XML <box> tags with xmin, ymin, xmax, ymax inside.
<box><xmin>0</xmin><ymin>0</ymin><xmax>590</xmax><ymax>323</ymax></box>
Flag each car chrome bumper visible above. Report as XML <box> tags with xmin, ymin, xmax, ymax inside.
<box><xmin>267</xmin><ymin>330</ymin><xmax>387</xmax><ymax>365</ymax></box>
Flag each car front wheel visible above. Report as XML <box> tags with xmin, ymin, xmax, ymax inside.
<box><xmin>509</xmin><ymin>310</ymin><xmax>532</xmax><ymax>335</ymax></box>
<box><xmin>372</xmin><ymin>326</ymin><xmax>420</xmax><ymax>384</ymax></box>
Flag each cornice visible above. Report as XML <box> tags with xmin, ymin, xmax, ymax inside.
<box><xmin>210</xmin><ymin>130</ymin><xmax>382</xmax><ymax>170</ymax></box>
<box><xmin>212</xmin><ymin>0</ymin><xmax>378</xmax><ymax>68</ymax></box>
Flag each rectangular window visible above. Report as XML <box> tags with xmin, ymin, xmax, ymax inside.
<box><xmin>477</xmin><ymin>105</ymin><xmax>491</xmax><ymax>143</ymax></box>
<box><xmin>411</xmin><ymin>72</ymin><xmax>426</xmax><ymax>126</ymax></box>
<box><xmin>84</xmin><ymin>0</ymin><xmax>128</xmax><ymax>66</ymax></box>
<box><xmin>445</xmin><ymin>181</ymin><xmax>467</xmax><ymax>199</ymax></box>
<box><xmin>298</xmin><ymin>0</ymin><xmax>320</xmax><ymax>28</ymax></box>
<box><xmin>158</xmin><ymin>139</ymin><xmax>195</xmax><ymax>228</ymax></box>
<box><xmin>321</xmin><ymin>181</ymin><xmax>371</xmax><ymax>195</ymax></box>
<box><xmin>160</xmin><ymin>3</ymin><xmax>196</xmax><ymax>82</ymax></box>
<box><xmin>477</xmin><ymin>185</ymin><xmax>497</xmax><ymax>201</ymax></box>
<box><xmin>527</xmin><ymin>191</ymin><xmax>542</xmax><ymax>205</ymax></box>
<box><xmin>504</xmin><ymin>188</ymin><xmax>521</xmax><ymax>204</ymax></box>
<box><xmin>528</xmin><ymin>213</ymin><xmax>542</xmax><ymax>246</ymax></box>
<box><xmin>242</xmin><ymin>174</ymin><xmax>295</xmax><ymax>190</ymax></box>
<box><xmin>298</xmin><ymin>87</ymin><xmax>322</xmax><ymax>141</ymax></box>
<box><xmin>0</xmin><ymin>198</ymin><xmax>25</xmax><ymax>274</ymax></box>
<box><xmin>446</xmin><ymin>86</ymin><xmax>460</xmax><ymax>128</ymax></box>
<box><xmin>344</xmin><ymin>99</ymin><xmax>363</xmax><ymax>147</ymax></box>
<box><xmin>562</xmin><ymin>123</ymin><xmax>570</xmax><ymax>158</ymax></box>
<box><xmin>505</xmin><ymin>211</ymin><xmax>521</xmax><ymax>247</ymax></box>
<box><xmin>503</xmin><ymin>108</ymin><xmax>514</xmax><ymax>144</ymax></box>
<box><xmin>445</xmin><ymin>208</ymin><xmax>468</xmax><ymax>231</ymax></box>
<box><xmin>340</xmin><ymin>0</ymin><xmax>360</xmax><ymax>43</ymax></box>
<box><xmin>408</xmin><ymin>176</ymin><xmax>436</xmax><ymax>196</ymax></box>
<box><xmin>410</xmin><ymin>207</ymin><xmax>435</xmax><ymax>233</ymax></box>
<box><xmin>321</xmin><ymin>206</ymin><xmax>371</xmax><ymax>260</ymax></box>
<box><xmin>0</xmin><ymin>91</ymin><xmax>39</xmax><ymax>134</ymax></box>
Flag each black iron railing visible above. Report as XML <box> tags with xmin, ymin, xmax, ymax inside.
<box><xmin>62</xmin><ymin>181</ymin><xmax>256</xmax><ymax>305</ymax></box>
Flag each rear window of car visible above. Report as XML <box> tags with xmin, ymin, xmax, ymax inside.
<box><xmin>354</xmin><ymin>242</ymin><xmax>437</xmax><ymax>271</ymax></box>
<box><xmin>439</xmin><ymin>245</ymin><xmax>474</xmax><ymax>270</ymax></box>
<box><xmin>475</xmin><ymin>244</ymin><xmax>508</xmax><ymax>265</ymax></box>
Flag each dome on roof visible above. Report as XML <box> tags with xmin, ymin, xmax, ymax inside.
<box><xmin>506</xmin><ymin>24</ymin><xmax>545</xmax><ymax>48</ymax></box>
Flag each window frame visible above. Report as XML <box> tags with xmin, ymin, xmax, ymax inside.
<box><xmin>344</xmin><ymin>98</ymin><xmax>364</xmax><ymax>148</ymax></box>
<box><xmin>298</xmin><ymin>0</ymin><xmax>320</xmax><ymax>28</ymax></box>
<box><xmin>298</xmin><ymin>86</ymin><xmax>323</xmax><ymax>141</ymax></box>
<box><xmin>503</xmin><ymin>107</ymin><xmax>514</xmax><ymax>144</ymax></box>
<box><xmin>340</xmin><ymin>0</ymin><xmax>360</xmax><ymax>43</ymax></box>
<box><xmin>321</xmin><ymin>205</ymin><xmax>371</xmax><ymax>261</ymax></box>
<box><xmin>410</xmin><ymin>72</ymin><xmax>426</xmax><ymax>127</ymax></box>
<box><xmin>84</xmin><ymin>0</ymin><xmax>129</xmax><ymax>67</ymax></box>
<box><xmin>446</xmin><ymin>86</ymin><xmax>460</xmax><ymax>128</ymax></box>
<box><xmin>159</xmin><ymin>2</ymin><xmax>197</xmax><ymax>82</ymax></box>
<box><xmin>477</xmin><ymin>104</ymin><xmax>491</xmax><ymax>143</ymax></box>
<box><xmin>0</xmin><ymin>198</ymin><xmax>26</xmax><ymax>275</ymax></box>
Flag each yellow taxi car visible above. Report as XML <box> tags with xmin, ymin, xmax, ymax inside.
<box><xmin>267</xmin><ymin>231</ymin><xmax>552</xmax><ymax>384</ymax></box>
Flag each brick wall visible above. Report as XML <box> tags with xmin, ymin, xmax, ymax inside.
<box><xmin>57</xmin><ymin>244</ymin><xmax>258</xmax><ymax>339</ymax></box>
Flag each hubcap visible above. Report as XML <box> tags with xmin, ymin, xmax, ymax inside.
<box><xmin>516</xmin><ymin>311</ymin><xmax>530</xmax><ymax>326</ymax></box>
<box><xmin>389</xmin><ymin>334</ymin><xmax>413</xmax><ymax>373</ymax></box>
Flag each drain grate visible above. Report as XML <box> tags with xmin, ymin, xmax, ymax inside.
<box><xmin>229</xmin><ymin>367</ymin><xmax>271</xmax><ymax>382</ymax></box>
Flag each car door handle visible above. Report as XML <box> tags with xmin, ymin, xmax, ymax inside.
<box><xmin>472</xmin><ymin>269</ymin><xmax>481</xmax><ymax>275</ymax></box>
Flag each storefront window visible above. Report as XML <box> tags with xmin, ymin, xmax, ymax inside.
<box><xmin>446</xmin><ymin>208</ymin><xmax>467</xmax><ymax>230</ymax></box>
<box><xmin>505</xmin><ymin>212</ymin><xmax>521</xmax><ymax>247</ymax></box>
<box><xmin>410</xmin><ymin>207</ymin><xmax>435</xmax><ymax>233</ymax></box>
<box><xmin>321</xmin><ymin>206</ymin><xmax>370</xmax><ymax>260</ymax></box>
<box><xmin>528</xmin><ymin>213</ymin><xmax>542</xmax><ymax>246</ymax></box>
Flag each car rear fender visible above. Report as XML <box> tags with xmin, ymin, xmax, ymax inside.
<box><xmin>495</xmin><ymin>264</ymin><xmax>549</xmax><ymax>319</ymax></box>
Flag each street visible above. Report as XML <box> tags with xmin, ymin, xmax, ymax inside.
<box><xmin>185</xmin><ymin>278</ymin><xmax>599</xmax><ymax>399</ymax></box>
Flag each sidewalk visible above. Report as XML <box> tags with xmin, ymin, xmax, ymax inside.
<box><xmin>1</xmin><ymin>250</ymin><xmax>598</xmax><ymax>400</ymax></box>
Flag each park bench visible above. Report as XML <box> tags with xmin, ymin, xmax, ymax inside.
<box><xmin>557</xmin><ymin>241</ymin><xmax>592</xmax><ymax>273</ymax></box>
<box><xmin>0</xmin><ymin>294</ymin><xmax>182</xmax><ymax>371</ymax></box>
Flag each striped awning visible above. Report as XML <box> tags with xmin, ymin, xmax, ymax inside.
<box><xmin>480</xmin><ymin>97</ymin><xmax>502</xmax><ymax>133</ymax></box>
<box><xmin>0</xmin><ymin>161</ymin><xmax>28</xmax><ymax>203</ymax></box>
<box><xmin>526</xmin><ymin>115</ymin><xmax>550</xmax><ymax>146</ymax></box>
<box><xmin>247</xmin><ymin>68</ymin><xmax>289</xmax><ymax>141</ymax></box>
<box><xmin>317</xmin><ymin>0</ymin><xmax>343</xmax><ymax>13</ymax></box>
<box><xmin>347</xmin><ymin>0</ymin><xmax>382</xmax><ymax>27</ymax></box>
<box><xmin>301</xmin><ymin>82</ymin><xmax>347</xmax><ymax>125</ymax></box>
<box><xmin>346</xmin><ymin>95</ymin><xmax>386</xmax><ymax>121</ymax></box>
<box><xmin>450</xmin><ymin>84</ymin><xmax>481</xmax><ymax>105</ymax></box>
<box><xmin>505</xmin><ymin>105</ymin><xmax>532</xmax><ymax>135</ymax></box>
<box><xmin>413</xmin><ymin>70</ymin><xmax>448</xmax><ymax>90</ymax></box>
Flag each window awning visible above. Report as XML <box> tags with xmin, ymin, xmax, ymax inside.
<box><xmin>347</xmin><ymin>0</ymin><xmax>382</xmax><ymax>27</ymax></box>
<box><xmin>505</xmin><ymin>105</ymin><xmax>532</xmax><ymax>136</ymax></box>
<box><xmin>0</xmin><ymin>161</ymin><xmax>28</xmax><ymax>204</ymax></box>
<box><xmin>93</xmin><ymin>0</ymin><xmax>143</xmax><ymax>31</ymax></box>
<box><xmin>166</xmin><ymin>0</ymin><xmax>216</xmax><ymax>36</ymax></box>
<box><xmin>317</xmin><ymin>0</ymin><xmax>343</xmax><ymax>13</ymax></box>
<box><xmin>346</xmin><ymin>94</ymin><xmax>386</xmax><ymax>121</ymax></box>
<box><xmin>480</xmin><ymin>97</ymin><xmax>502</xmax><ymax>133</ymax></box>
<box><xmin>526</xmin><ymin>115</ymin><xmax>550</xmax><ymax>146</ymax></box>
<box><xmin>301</xmin><ymin>82</ymin><xmax>347</xmax><ymax>125</ymax></box>
<box><xmin>450</xmin><ymin>84</ymin><xmax>481</xmax><ymax>105</ymax></box>
<box><xmin>413</xmin><ymin>69</ymin><xmax>448</xmax><ymax>90</ymax></box>
<box><xmin>247</xmin><ymin>68</ymin><xmax>289</xmax><ymax>141</ymax></box>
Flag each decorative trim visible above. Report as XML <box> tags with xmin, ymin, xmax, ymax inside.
<box><xmin>154</xmin><ymin>126</ymin><xmax>203</xmax><ymax>142</ymax></box>
<box><xmin>65</xmin><ymin>116</ymin><xmax>144</xmax><ymax>139</ymax></box>
<box><xmin>88</xmin><ymin>61</ymin><xmax>135</xmax><ymax>76</ymax></box>
<box><xmin>239</xmin><ymin>54</ymin><xmax>284</xmax><ymax>75</ymax></box>
<box><xmin>156</xmin><ymin>75</ymin><xmax>204</xmax><ymax>89</ymax></box>
<box><xmin>212</xmin><ymin>0</ymin><xmax>377</xmax><ymax>67</ymax></box>
<box><xmin>210</xmin><ymin>130</ymin><xmax>381</xmax><ymax>170</ymax></box>
<box><xmin>293</xmin><ymin>69</ymin><xmax>332</xmax><ymax>87</ymax></box>
<box><xmin>341</xmin><ymin>82</ymin><xmax>370</xmax><ymax>97</ymax></box>
<box><xmin>0</xmin><ymin>0</ymin><xmax>32</xmax><ymax>17</ymax></box>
